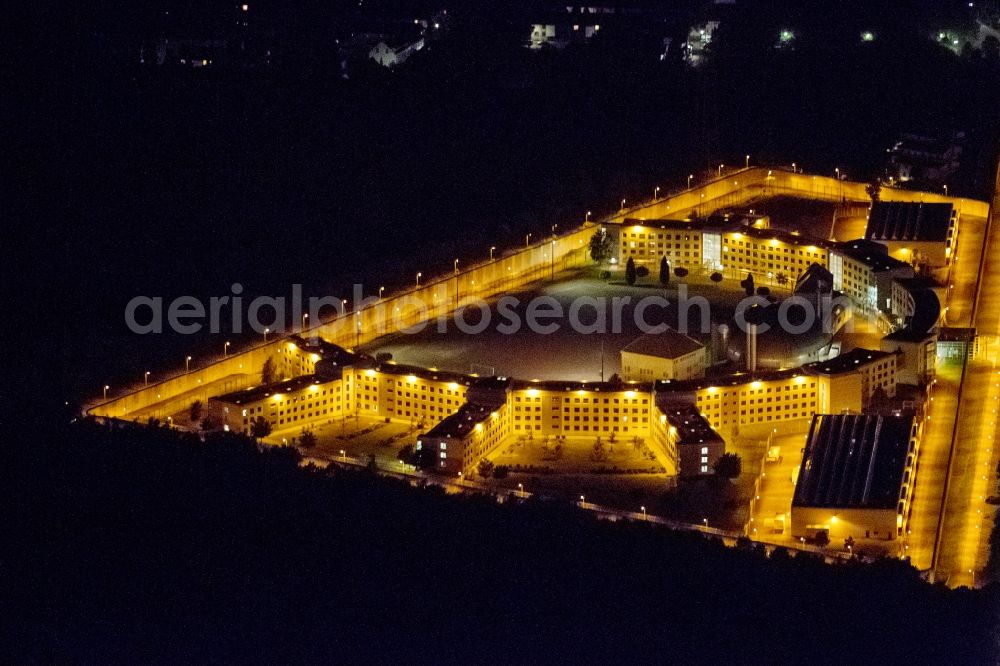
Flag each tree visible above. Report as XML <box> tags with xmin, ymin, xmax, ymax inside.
<box><xmin>493</xmin><ymin>465</ymin><xmax>509</xmax><ymax>479</ymax></box>
<box><xmin>713</xmin><ymin>452</ymin><xmax>742</xmax><ymax>479</ymax></box>
<box><xmin>866</xmin><ymin>179</ymin><xmax>882</xmax><ymax>203</ymax></box>
<box><xmin>775</xmin><ymin>272</ymin><xmax>788</xmax><ymax>288</ymax></box>
<box><xmin>589</xmin><ymin>229</ymin><xmax>612</xmax><ymax>263</ymax></box>
<box><xmin>261</xmin><ymin>357</ymin><xmax>275</xmax><ymax>386</ymax></box>
<box><xmin>477</xmin><ymin>459</ymin><xmax>495</xmax><ymax>478</ymax></box>
<box><xmin>815</xmin><ymin>530</ymin><xmax>830</xmax><ymax>548</ymax></box>
<box><xmin>636</xmin><ymin>265</ymin><xmax>650</xmax><ymax>279</ymax></box>
<box><xmin>375</xmin><ymin>352</ymin><xmax>393</xmax><ymax>363</ymax></box>
<box><xmin>673</xmin><ymin>267</ymin><xmax>688</xmax><ymax>279</ymax></box>
<box><xmin>200</xmin><ymin>417</ymin><xmax>218</xmax><ymax>432</ymax></box>
<box><xmin>710</xmin><ymin>272</ymin><xmax>723</xmax><ymax>284</ymax></box>
<box><xmin>659</xmin><ymin>257</ymin><xmax>670</xmax><ymax>286</ymax></box>
<box><xmin>189</xmin><ymin>399</ymin><xmax>203</xmax><ymax>423</ymax></box>
<box><xmin>300</xmin><ymin>430</ymin><xmax>317</xmax><ymax>448</ymax></box>
<box><xmin>756</xmin><ymin>286</ymin><xmax>770</xmax><ymax>297</ymax></box>
<box><xmin>625</xmin><ymin>257</ymin><xmax>637</xmax><ymax>285</ymax></box>
<box><xmin>740</xmin><ymin>273</ymin><xmax>755</xmax><ymax>297</ymax></box>
<box><xmin>250</xmin><ymin>416</ymin><xmax>272</xmax><ymax>439</ymax></box>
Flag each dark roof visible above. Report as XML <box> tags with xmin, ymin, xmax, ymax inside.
<box><xmin>653</xmin><ymin>368</ymin><xmax>806</xmax><ymax>396</ymax></box>
<box><xmin>290</xmin><ymin>335</ymin><xmax>358</xmax><ymax>368</ymax></box>
<box><xmin>214</xmin><ymin>374</ymin><xmax>340</xmax><ymax>405</ymax></box>
<box><xmin>833</xmin><ymin>240</ymin><xmax>912</xmax><ymax>273</ymax></box>
<box><xmin>905</xmin><ymin>287</ymin><xmax>941</xmax><ymax>335</ymax></box>
<box><xmin>659</xmin><ymin>402</ymin><xmax>723</xmax><ymax>446</ymax></box>
<box><xmin>882</xmin><ymin>326</ymin><xmax>936</xmax><ymax>343</ymax></box>
<box><xmin>622</xmin><ymin>329</ymin><xmax>704</xmax><ymax>360</ymax></box>
<box><xmin>805</xmin><ymin>348</ymin><xmax>892</xmax><ymax>375</ymax></box>
<box><xmin>793</xmin><ymin>414</ymin><xmax>914</xmax><ymax>511</ymax></box>
<box><xmin>794</xmin><ymin>263</ymin><xmax>834</xmax><ymax>295</ymax></box>
<box><xmin>510</xmin><ymin>379</ymin><xmax>653</xmax><ymax>393</ymax></box>
<box><xmin>938</xmin><ymin>327</ymin><xmax>976</xmax><ymax>342</ymax></box>
<box><xmin>866</xmin><ymin>202</ymin><xmax>953</xmax><ymax>242</ymax></box>
<box><xmin>422</xmin><ymin>402</ymin><xmax>501</xmax><ymax>439</ymax></box>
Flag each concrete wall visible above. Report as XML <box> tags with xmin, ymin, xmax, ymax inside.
<box><xmin>87</xmin><ymin>226</ymin><xmax>593</xmax><ymax>420</ymax></box>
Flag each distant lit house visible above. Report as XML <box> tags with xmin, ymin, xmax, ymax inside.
<box><xmin>369</xmin><ymin>37</ymin><xmax>425</xmax><ymax>67</ymax></box>
<box><xmin>887</xmin><ymin>132</ymin><xmax>964</xmax><ymax>185</ymax></box>
<box><xmin>792</xmin><ymin>413</ymin><xmax>920</xmax><ymax>542</ymax></box>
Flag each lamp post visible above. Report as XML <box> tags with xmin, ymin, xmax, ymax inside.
<box><xmin>224</xmin><ymin>341</ymin><xmax>230</xmax><ymax>357</ymax></box>
<box><xmin>525</xmin><ymin>233</ymin><xmax>532</xmax><ymax>247</ymax></box>
<box><xmin>341</xmin><ymin>298</ymin><xmax>348</xmax><ymax>314</ymax></box>
<box><xmin>454</xmin><ymin>258</ymin><xmax>459</xmax><ymax>274</ymax></box>
<box><xmin>489</xmin><ymin>246</ymin><xmax>496</xmax><ymax>261</ymax></box>
<box><xmin>518</xmin><ymin>482</ymin><xmax>524</xmax><ymax>497</ymax></box>
<box><xmin>551</xmin><ymin>223</ymin><xmax>558</xmax><ymax>237</ymax></box>
<box><xmin>688</xmin><ymin>174</ymin><xmax>693</xmax><ymax>189</ymax></box>
<box><xmin>185</xmin><ymin>356</ymin><xmax>192</xmax><ymax>372</ymax></box>
<box><xmin>718</xmin><ymin>164</ymin><xmax>724</xmax><ymax>177</ymax></box>
<box><xmin>641</xmin><ymin>505</ymin><xmax>647</xmax><ymax>519</ymax></box>
<box><xmin>620</xmin><ymin>198</ymin><xmax>626</xmax><ymax>211</ymax></box>
<box><xmin>302</xmin><ymin>313</ymin><xmax>308</xmax><ymax>331</ymax></box>
<box><xmin>263</xmin><ymin>327</ymin><xmax>269</xmax><ymax>343</ymax></box>
<box><xmin>702</xmin><ymin>518</ymin><xmax>708</xmax><ymax>529</ymax></box>
<box><xmin>943</xmin><ymin>184</ymin><xmax>948</xmax><ymax>196</ymax></box>
<box><xmin>835</xmin><ymin>167</ymin><xmax>840</xmax><ymax>180</ymax></box>
<box><xmin>103</xmin><ymin>385</ymin><xmax>109</xmax><ymax>400</ymax></box>
<box><xmin>580</xmin><ymin>494</ymin><xmax>586</xmax><ymax>507</ymax></box>
<box><xmin>416</xmin><ymin>272</ymin><xmax>422</xmax><ymax>286</ymax></box>
<box><xmin>654</xmin><ymin>186</ymin><xmax>660</xmax><ymax>200</ymax></box>
<box><xmin>585</xmin><ymin>210</ymin><xmax>592</xmax><ymax>222</ymax></box>
<box><xmin>144</xmin><ymin>371</ymin><xmax>150</xmax><ymax>386</ymax></box>
<box><xmin>745</xmin><ymin>154</ymin><xmax>750</xmax><ymax>169</ymax></box>
<box><xmin>379</xmin><ymin>286</ymin><xmax>385</xmax><ymax>300</ymax></box>
<box><xmin>792</xmin><ymin>162</ymin><xmax>797</xmax><ymax>172</ymax></box>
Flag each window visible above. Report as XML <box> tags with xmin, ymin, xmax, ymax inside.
<box><xmin>701</xmin><ymin>465</ymin><xmax>709</xmax><ymax>473</ymax></box>
<box><xmin>701</xmin><ymin>446</ymin><xmax>709</xmax><ymax>454</ymax></box>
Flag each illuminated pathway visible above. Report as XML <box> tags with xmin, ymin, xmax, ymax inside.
<box><xmin>934</xmin><ymin>160</ymin><xmax>1000</xmax><ymax>587</ymax></box>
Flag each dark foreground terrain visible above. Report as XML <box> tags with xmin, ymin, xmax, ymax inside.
<box><xmin>2</xmin><ymin>418</ymin><xmax>998</xmax><ymax>664</ymax></box>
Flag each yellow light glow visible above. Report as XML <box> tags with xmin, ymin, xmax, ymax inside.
<box><xmin>732</xmin><ymin>232</ymin><xmax>743</xmax><ymax>240</ymax></box>
<box><xmin>707</xmin><ymin>386</ymin><xmax>718</xmax><ymax>394</ymax></box>
<box><xmin>406</xmin><ymin>375</ymin><xmax>417</xmax><ymax>384</ymax></box>
<box><xmin>526</xmin><ymin>388</ymin><xmax>539</xmax><ymax>397</ymax></box>
<box><xmin>576</xmin><ymin>389</ymin><xmax>587</xmax><ymax>395</ymax></box>
<box><xmin>448</xmin><ymin>382</ymin><xmax>459</xmax><ymax>391</ymax></box>
<box><xmin>830</xmin><ymin>515</ymin><xmax>838</xmax><ymax>524</ymax></box>
<box><xmin>309</xmin><ymin>384</ymin><xmax>319</xmax><ymax>392</ymax></box>
<box><xmin>795</xmin><ymin>375</ymin><xmax>806</xmax><ymax>384</ymax></box>
<box><xmin>365</xmin><ymin>369</ymin><xmax>376</xmax><ymax>377</ymax></box>
<box><xmin>287</xmin><ymin>342</ymin><xmax>297</xmax><ymax>351</ymax></box>
<box><xmin>475</xmin><ymin>423</ymin><xmax>483</xmax><ymax>431</ymax></box>
<box><xmin>310</xmin><ymin>353</ymin><xmax>320</xmax><ymax>362</ymax></box>
<box><xmin>769</xmin><ymin>239</ymin><xmax>779</xmax><ymax>247</ymax></box>
<box><xmin>751</xmin><ymin>381</ymin><xmax>762</xmax><ymax>389</ymax></box>
<box><xmin>272</xmin><ymin>394</ymin><xmax>283</xmax><ymax>402</ymax></box>
<box><xmin>624</xmin><ymin>390</ymin><xmax>636</xmax><ymax>398</ymax></box>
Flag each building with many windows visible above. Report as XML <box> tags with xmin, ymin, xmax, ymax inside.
<box><xmin>417</xmin><ymin>400</ymin><xmax>509</xmax><ymax>474</ymax></box>
<box><xmin>805</xmin><ymin>348</ymin><xmax>897</xmax><ymax>409</ymax></box>
<box><xmin>655</xmin><ymin>402</ymin><xmax>725</xmax><ymax>477</ymax></box>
